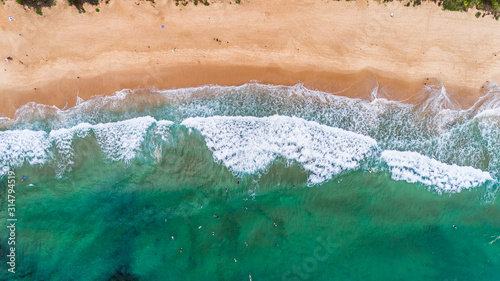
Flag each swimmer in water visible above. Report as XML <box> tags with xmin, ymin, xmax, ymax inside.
<box><xmin>273</xmin><ymin>223</ymin><xmax>277</xmax><ymax>227</ymax></box>
<box><xmin>275</xmin><ymin>243</ymin><xmax>279</xmax><ymax>247</ymax></box>
<box><xmin>212</xmin><ymin>232</ymin><xmax>215</xmax><ymax>236</ymax></box>
<box><xmin>201</xmin><ymin>203</ymin><xmax>203</xmax><ymax>208</ymax></box>
<box><xmin>180</xmin><ymin>248</ymin><xmax>183</xmax><ymax>252</ymax></box>
<box><xmin>237</xmin><ymin>180</ymin><xmax>239</xmax><ymax>185</ymax></box>
<box><xmin>243</xmin><ymin>207</ymin><xmax>248</xmax><ymax>210</ymax></box>
<box><xmin>243</xmin><ymin>198</ymin><xmax>248</xmax><ymax>201</ymax></box>
<box><xmin>245</xmin><ymin>242</ymin><xmax>248</xmax><ymax>246</ymax></box>
<box><xmin>453</xmin><ymin>225</ymin><xmax>457</xmax><ymax>229</ymax></box>
<box><xmin>172</xmin><ymin>236</ymin><xmax>174</xmax><ymax>240</ymax></box>
<box><xmin>234</xmin><ymin>258</ymin><xmax>237</xmax><ymax>262</ymax></box>
<box><xmin>225</xmin><ymin>187</ymin><xmax>228</xmax><ymax>192</ymax></box>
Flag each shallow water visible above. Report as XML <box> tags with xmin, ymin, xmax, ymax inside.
<box><xmin>1</xmin><ymin>83</ymin><xmax>499</xmax><ymax>280</ymax></box>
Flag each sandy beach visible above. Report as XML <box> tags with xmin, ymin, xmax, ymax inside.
<box><xmin>1</xmin><ymin>0</ymin><xmax>499</xmax><ymax>118</ymax></box>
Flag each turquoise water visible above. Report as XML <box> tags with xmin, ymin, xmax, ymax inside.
<box><xmin>1</xmin><ymin>83</ymin><xmax>499</xmax><ymax>280</ymax></box>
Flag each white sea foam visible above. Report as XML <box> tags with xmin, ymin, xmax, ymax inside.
<box><xmin>0</xmin><ymin>117</ymin><xmax>174</xmax><ymax>177</ymax></box>
<box><xmin>381</xmin><ymin>150</ymin><xmax>493</xmax><ymax>193</ymax></box>
<box><xmin>475</xmin><ymin>108</ymin><xmax>500</xmax><ymax>120</ymax></box>
<box><xmin>92</xmin><ymin>116</ymin><xmax>157</xmax><ymax>162</ymax></box>
<box><xmin>155</xmin><ymin>120</ymin><xmax>175</xmax><ymax>142</ymax></box>
<box><xmin>13</xmin><ymin>102</ymin><xmax>60</xmax><ymax>122</ymax></box>
<box><xmin>0</xmin><ymin>130</ymin><xmax>51</xmax><ymax>178</ymax></box>
<box><xmin>49</xmin><ymin>123</ymin><xmax>93</xmax><ymax>177</ymax></box>
<box><xmin>150</xmin><ymin>120</ymin><xmax>175</xmax><ymax>163</ymax></box>
<box><xmin>0</xmin><ymin>82</ymin><xmax>498</xmax><ymax>187</ymax></box>
<box><xmin>419</xmin><ymin>84</ymin><xmax>460</xmax><ymax>111</ymax></box>
<box><xmin>477</xmin><ymin>118</ymin><xmax>500</xmax><ymax>174</ymax></box>
<box><xmin>181</xmin><ymin>115</ymin><xmax>378</xmax><ymax>185</ymax></box>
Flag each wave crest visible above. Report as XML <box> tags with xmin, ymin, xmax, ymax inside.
<box><xmin>381</xmin><ymin>150</ymin><xmax>493</xmax><ymax>194</ymax></box>
<box><xmin>181</xmin><ymin>115</ymin><xmax>378</xmax><ymax>185</ymax></box>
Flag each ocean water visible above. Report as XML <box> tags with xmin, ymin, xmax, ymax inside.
<box><xmin>0</xmin><ymin>83</ymin><xmax>499</xmax><ymax>281</ymax></box>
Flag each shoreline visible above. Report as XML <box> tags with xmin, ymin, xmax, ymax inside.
<box><xmin>0</xmin><ymin>63</ymin><xmax>481</xmax><ymax>118</ymax></box>
<box><xmin>1</xmin><ymin>0</ymin><xmax>499</xmax><ymax>118</ymax></box>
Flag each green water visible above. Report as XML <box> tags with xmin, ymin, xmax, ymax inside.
<box><xmin>2</xmin><ymin>154</ymin><xmax>499</xmax><ymax>280</ymax></box>
<box><xmin>0</xmin><ymin>84</ymin><xmax>499</xmax><ymax>280</ymax></box>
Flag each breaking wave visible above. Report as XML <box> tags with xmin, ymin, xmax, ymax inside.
<box><xmin>0</xmin><ymin>117</ymin><xmax>174</xmax><ymax>178</ymax></box>
<box><xmin>181</xmin><ymin>115</ymin><xmax>378</xmax><ymax>185</ymax></box>
<box><xmin>381</xmin><ymin>150</ymin><xmax>493</xmax><ymax>194</ymax></box>
<box><xmin>0</xmin><ymin>83</ymin><xmax>499</xmax><ymax>195</ymax></box>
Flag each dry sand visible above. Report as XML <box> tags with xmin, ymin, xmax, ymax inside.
<box><xmin>1</xmin><ymin>0</ymin><xmax>499</xmax><ymax>118</ymax></box>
